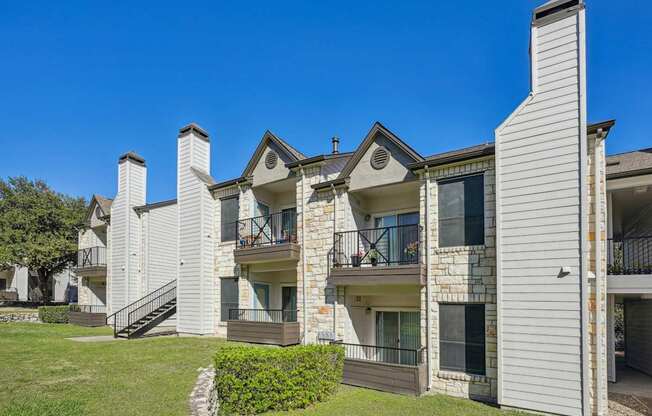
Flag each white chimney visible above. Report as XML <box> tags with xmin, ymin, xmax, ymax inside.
<box><xmin>176</xmin><ymin>123</ymin><xmax>215</xmax><ymax>335</ymax></box>
<box><xmin>495</xmin><ymin>1</ymin><xmax>593</xmax><ymax>415</ymax></box>
<box><xmin>110</xmin><ymin>151</ymin><xmax>146</xmax><ymax>314</ymax></box>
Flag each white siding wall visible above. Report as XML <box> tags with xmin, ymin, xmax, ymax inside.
<box><xmin>496</xmin><ymin>8</ymin><xmax>587</xmax><ymax>416</ymax></box>
<box><xmin>142</xmin><ymin>203</ymin><xmax>178</xmax><ymax>325</ymax></box>
<box><xmin>109</xmin><ymin>158</ymin><xmax>146</xmax><ymax>313</ymax></box>
<box><xmin>177</xmin><ymin>131</ymin><xmax>215</xmax><ymax>335</ymax></box>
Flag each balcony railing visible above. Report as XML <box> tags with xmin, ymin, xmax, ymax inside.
<box><xmin>70</xmin><ymin>304</ymin><xmax>106</xmax><ymax>314</ymax></box>
<box><xmin>608</xmin><ymin>237</ymin><xmax>652</xmax><ymax>275</ymax></box>
<box><xmin>76</xmin><ymin>246</ymin><xmax>106</xmax><ymax>268</ymax></box>
<box><xmin>228</xmin><ymin>308</ymin><xmax>298</xmax><ymax>323</ymax></box>
<box><xmin>331</xmin><ymin>341</ymin><xmax>426</xmax><ymax>366</ymax></box>
<box><xmin>332</xmin><ymin>224</ymin><xmax>421</xmax><ymax>268</ymax></box>
<box><xmin>236</xmin><ymin>211</ymin><xmax>297</xmax><ymax>249</ymax></box>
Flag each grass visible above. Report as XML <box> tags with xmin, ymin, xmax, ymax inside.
<box><xmin>273</xmin><ymin>385</ymin><xmax>527</xmax><ymax>416</ymax></box>
<box><xmin>0</xmin><ymin>323</ymin><xmax>527</xmax><ymax>416</ymax></box>
<box><xmin>0</xmin><ymin>306</ymin><xmax>38</xmax><ymax>313</ymax></box>
<box><xmin>0</xmin><ymin>323</ymin><xmax>227</xmax><ymax>416</ymax></box>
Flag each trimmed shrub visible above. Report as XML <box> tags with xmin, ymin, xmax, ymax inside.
<box><xmin>38</xmin><ymin>306</ymin><xmax>70</xmax><ymax>323</ymax></box>
<box><xmin>214</xmin><ymin>344</ymin><xmax>344</xmax><ymax>415</ymax></box>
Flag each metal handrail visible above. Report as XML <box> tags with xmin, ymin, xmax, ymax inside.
<box><xmin>228</xmin><ymin>308</ymin><xmax>298</xmax><ymax>323</ymax></box>
<box><xmin>331</xmin><ymin>340</ymin><xmax>425</xmax><ymax>366</ymax></box>
<box><xmin>332</xmin><ymin>224</ymin><xmax>421</xmax><ymax>268</ymax></box>
<box><xmin>106</xmin><ymin>279</ymin><xmax>176</xmax><ymax>337</ymax></box>
<box><xmin>70</xmin><ymin>304</ymin><xmax>106</xmax><ymax>314</ymax></box>
<box><xmin>607</xmin><ymin>236</ymin><xmax>652</xmax><ymax>275</ymax></box>
<box><xmin>235</xmin><ymin>210</ymin><xmax>298</xmax><ymax>249</ymax></box>
<box><xmin>76</xmin><ymin>246</ymin><xmax>107</xmax><ymax>268</ymax></box>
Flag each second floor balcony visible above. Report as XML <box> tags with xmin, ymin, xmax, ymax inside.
<box><xmin>331</xmin><ymin>224</ymin><xmax>425</xmax><ymax>286</ymax></box>
<box><xmin>73</xmin><ymin>246</ymin><xmax>107</xmax><ymax>276</ymax></box>
<box><xmin>608</xmin><ymin>236</ymin><xmax>652</xmax><ymax>275</ymax></box>
<box><xmin>233</xmin><ymin>210</ymin><xmax>300</xmax><ymax>264</ymax></box>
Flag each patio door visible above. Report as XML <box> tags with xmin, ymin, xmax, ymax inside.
<box><xmin>253</xmin><ymin>282</ymin><xmax>270</xmax><ymax>321</ymax></box>
<box><xmin>374</xmin><ymin>212</ymin><xmax>418</xmax><ymax>265</ymax></box>
<box><xmin>376</xmin><ymin>311</ymin><xmax>420</xmax><ymax>365</ymax></box>
<box><xmin>280</xmin><ymin>208</ymin><xmax>297</xmax><ymax>243</ymax></box>
<box><xmin>282</xmin><ymin>286</ymin><xmax>297</xmax><ymax>322</ymax></box>
<box><xmin>254</xmin><ymin>202</ymin><xmax>271</xmax><ymax>245</ymax></box>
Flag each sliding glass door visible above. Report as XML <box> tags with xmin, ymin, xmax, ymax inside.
<box><xmin>375</xmin><ymin>311</ymin><xmax>421</xmax><ymax>365</ymax></box>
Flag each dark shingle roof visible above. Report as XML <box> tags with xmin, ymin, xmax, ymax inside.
<box><xmin>607</xmin><ymin>148</ymin><xmax>652</xmax><ymax>179</ymax></box>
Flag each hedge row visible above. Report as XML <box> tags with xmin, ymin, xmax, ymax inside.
<box><xmin>38</xmin><ymin>306</ymin><xmax>70</xmax><ymax>323</ymax></box>
<box><xmin>214</xmin><ymin>344</ymin><xmax>344</xmax><ymax>415</ymax></box>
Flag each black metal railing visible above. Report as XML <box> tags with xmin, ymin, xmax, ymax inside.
<box><xmin>70</xmin><ymin>304</ymin><xmax>106</xmax><ymax>314</ymax></box>
<box><xmin>331</xmin><ymin>341</ymin><xmax>426</xmax><ymax>366</ymax></box>
<box><xmin>332</xmin><ymin>224</ymin><xmax>421</xmax><ymax>268</ymax></box>
<box><xmin>228</xmin><ymin>308</ymin><xmax>298</xmax><ymax>323</ymax></box>
<box><xmin>608</xmin><ymin>237</ymin><xmax>652</xmax><ymax>275</ymax></box>
<box><xmin>76</xmin><ymin>246</ymin><xmax>106</xmax><ymax>268</ymax></box>
<box><xmin>236</xmin><ymin>210</ymin><xmax>297</xmax><ymax>249</ymax></box>
<box><xmin>106</xmin><ymin>279</ymin><xmax>176</xmax><ymax>337</ymax></box>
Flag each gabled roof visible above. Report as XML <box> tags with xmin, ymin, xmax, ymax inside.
<box><xmin>85</xmin><ymin>194</ymin><xmax>113</xmax><ymax>223</ymax></box>
<box><xmin>241</xmin><ymin>130</ymin><xmax>306</xmax><ymax>177</ymax></box>
<box><xmin>285</xmin><ymin>152</ymin><xmax>354</xmax><ymax>169</ymax></box>
<box><xmin>335</xmin><ymin>122</ymin><xmax>424</xmax><ymax>180</ymax></box>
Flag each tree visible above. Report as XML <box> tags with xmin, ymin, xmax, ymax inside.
<box><xmin>0</xmin><ymin>177</ymin><xmax>86</xmax><ymax>303</ymax></box>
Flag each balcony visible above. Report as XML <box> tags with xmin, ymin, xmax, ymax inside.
<box><xmin>234</xmin><ymin>211</ymin><xmax>300</xmax><ymax>264</ymax></box>
<box><xmin>69</xmin><ymin>304</ymin><xmax>107</xmax><ymax>327</ymax></box>
<box><xmin>73</xmin><ymin>247</ymin><xmax>107</xmax><ymax>276</ymax></box>
<box><xmin>332</xmin><ymin>341</ymin><xmax>427</xmax><ymax>395</ymax></box>
<box><xmin>607</xmin><ymin>237</ymin><xmax>652</xmax><ymax>275</ymax></box>
<box><xmin>226</xmin><ymin>308</ymin><xmax>300</xmax><ymax>346</ymax></box>
<box><xmin>330</xmin><ymin>224</ymin><xmax>425</xmax><ymax>286</ymax></box>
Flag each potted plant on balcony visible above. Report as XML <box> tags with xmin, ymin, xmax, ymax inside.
<box><xmin>351</xmin><ymin>251</ymin><xmax>363</xmax><ymax>267</ymax></box>
<box><xmin>368</xmin><ymin>249</ymin><xmax>379</xmax><ymax>267</ymax></box>
<box><xmin>404</xmin><ymin>241</ymin><xmax>418</xmax><ymax>263</ymax></box>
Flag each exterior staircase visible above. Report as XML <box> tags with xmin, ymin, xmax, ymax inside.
<box><xmin>106</xmin><ymin>280</ymin><xmax>176</xmax><ymax>339</ymax></box>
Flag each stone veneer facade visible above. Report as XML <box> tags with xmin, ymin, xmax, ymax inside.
<box><xmin>208</xmin><ymin>142</ymin><xmax>605</xmax><ymax>410</ymax></box>
<box><xmin>420</xmin><ymin>157</ymin><xmax>498</xmax><ymax>401</ymax></box>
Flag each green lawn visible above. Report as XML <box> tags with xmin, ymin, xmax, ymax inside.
<box><xmin>0</xmin><ymin>323</ymin><xmax>525</xmax><ymax>416</ymax></box>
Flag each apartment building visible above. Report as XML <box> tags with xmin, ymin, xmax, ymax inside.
<box><xmin>71</xmin><ymin>1</ymin><xmax>626</xmax><ymax>414</ymax></box>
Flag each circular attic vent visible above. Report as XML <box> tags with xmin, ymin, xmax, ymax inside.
<box><xmin>95</xmin><ymin>206</ymin><xmax>103</xmax><ymax>218</ymax></box>
<box><xmin>370</xmin><ymin>146</ymin><xmax>390</xmax><ymax>170</ymax></box>
<box><xmin>265</xmin><ymin>151</ymin><xmax>278</xmax><ymax>169</ymax></box>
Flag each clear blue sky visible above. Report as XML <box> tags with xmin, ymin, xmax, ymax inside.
<box><xmin>0</xmin><ymin>1</ymin><xmax>649</xmax><ymax>203</ymax></box>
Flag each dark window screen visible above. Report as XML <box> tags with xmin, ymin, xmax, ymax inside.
<box><xmin>220</xmin><ymin>278</ymin><xmax>239</xmax><ymax>321</ymax></box>
<box><xmin>221</xmin><ymin>197</ymin><xmax>239</xmax><ymax>242</ymax></box>
<box><xmin>439</xmin><ymin>303</ymin><xmax>486</xmax><ymax>375</ymax></box>
<box><xmin>438</xmin><ymin>175</ymin><xmax>484</xmax><ymax>247</ymax></box>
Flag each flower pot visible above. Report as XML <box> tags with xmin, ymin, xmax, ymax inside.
<box><xmin>370</xmin><ymin>258</ymin><xmax>378</xmax><ymax>267</ymax></box>
<box><xmin>351</xmin><ymin>255</ymin><xmax>361</xmax><ymax>267</ymax></box>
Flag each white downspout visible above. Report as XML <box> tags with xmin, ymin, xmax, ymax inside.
<box><xmin>299</xmin><ymin>165</ymin><xmax>308</xmax><ymax>344</ymax></box>
<box><xmin>424</xmin><ymin>166</ymin><xmax>432</xmax><ymax>390</ymax></box>
<box><xmin>594</xmin><ymin>129</ymin><xmax>606</xmax><ymax>415</ymax></box>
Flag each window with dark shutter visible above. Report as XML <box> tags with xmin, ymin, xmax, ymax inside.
<box><xmin>220</xmin><ymin>278</ymin><xmax>239</xmax><ymax>321</ymax></box>
<box><xmin>439</xmin><ymin>303</ymin><xmax>486</xmax><ymax>375</ymax></box>
<box><xmin>221</xmin><ymin>197</ymin><xmax>239</xmax><ymax>242</ymax></box>
<box><xmin>438</xmin><ymin>174</ymin><xmax>484</xmax><ymax>247</ymax></box>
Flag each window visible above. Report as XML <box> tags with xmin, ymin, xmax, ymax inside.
<box><xmin>220</xmin><ymin>278</ymin><xmax>239</xmax><ymax>321</ymax></box>
<box><xmin>438</xmin><ymin>174</ymin><xmax>484</xmax><ymax>247</ymax></box>
<box><xmin>0</xmin><ymin>278</ymin><xmax>6</xmax><ymax>291</ymax></box>
<box><xmin>220</xmin><ymin>197</ymin><xmax>239</xmax><ymax>242</ymax></box>
<box><xmin>439</xmin><ymin>304</ymin><xmax>486</xmax><ymax>375</ymax></box>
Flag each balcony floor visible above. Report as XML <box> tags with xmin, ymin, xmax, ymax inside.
<box><xmin>330</xmin><ymin>264</ymin><xmax>425</xmax><ymax>286</ymax></box>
